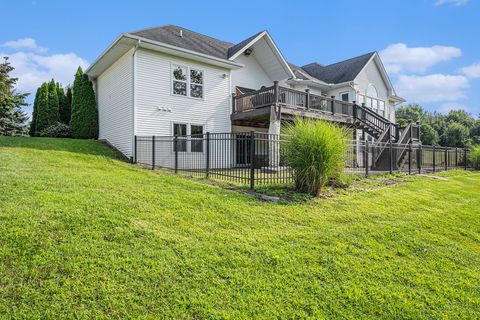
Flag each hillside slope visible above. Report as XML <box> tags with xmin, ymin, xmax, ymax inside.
<box><xmin>0</xmin><ymin>137</ymin><xmax>479</xmax><ymax>319</ymax></box>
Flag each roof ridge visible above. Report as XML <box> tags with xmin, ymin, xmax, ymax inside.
<box><xmin>131</xmin><ymin>24</ymin><xmax>235</xmax><ymax>46</ymax></box>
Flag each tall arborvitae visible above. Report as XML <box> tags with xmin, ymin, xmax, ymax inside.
<box><xmin>34</xmin><ymin>82</ymin><xmax>50</xmax><ymax>132</ymax></box>
<box><xmin>70</xmin><ymin>67</ymin><xmax>98</xmax><ymax>139</ymax></box>
<box><xmin>47</xmin><ymin>79</ymin><xmax>59</xmax><ymax>123</ymax></box>
<box><xmin>29</xmin><ymin>89</ymin><xmax>39</xmax><ymax>136</ymax></box>
<box><xmin>57</xmin><ymin>83</ymin><xmax>70</xmax><ymax>124</ymax></box>
<box><xmin>66</xmin><ymin>86</ymin><xmax>72</xmax><ymax>122</ymax></box>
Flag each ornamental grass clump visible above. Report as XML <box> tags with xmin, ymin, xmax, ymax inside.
<box><xmin>470</xmin><ymin>146</ymin><xmax>480</xmax><ymax>169</ymax></box>
<box><xmin>282</xmin><ymin>118</ymin><xmax>349</xmax><ymax>196</ymax></box>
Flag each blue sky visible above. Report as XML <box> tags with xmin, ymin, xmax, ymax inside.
<box><xmin>1</xmin><ymin>0</ymin><xmax>479</xmax><ymax>117</ymax></box>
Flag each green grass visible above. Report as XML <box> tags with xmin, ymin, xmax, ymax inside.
<box><xmin>1</xmin><ymin>136</ymin><xmax>479</xmax><ymax>319</ymax></box>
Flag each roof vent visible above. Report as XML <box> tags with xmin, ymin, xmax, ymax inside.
<box><xmin>179</xmin><ymin>29</ymin><xmax>183</xmax><ymax>38</ymax></box>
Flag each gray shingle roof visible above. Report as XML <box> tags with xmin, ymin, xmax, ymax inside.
<box><xmin>129</xmin><ymin>25</ymin><xmax>376</xmax><ymax>85</ymax></box>
<box><xmin>301</xmin><ymin>52</ymin><xmax>376</xmax><ymax>84</ymax></box>
<box><xmin>131</xmin><ymin>25</ymin><xmax>234</xmax><ymax>59</ymax></box>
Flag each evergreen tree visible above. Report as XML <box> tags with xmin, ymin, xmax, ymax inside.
<box><xmin>0</xmin><ymin>57</ymin><xmax>28</xmax><ymax>135</ymax></box>
<box><xmin>34</xmin><ymin>82</ymin><xmax>50</xmax><ymax>132</ymax></box>
<box><xmin>29</xmin><ymin>88</ymin><xmax>39</xmax><ymax>136</ymax></box>
<box><xmin>57</xmin><ymin>83</ymin><xmax>70</xmax><ymax>124</ymax></box>
<box><xmin>66</xmin><ymin>86</ymin><xmax>72</xmax><ymax>122</ymax></box>
<box><xmin>47</xmin><ymin>79</ymin><xmax>59</xmax><ymax>123</ymax></box>
<box><xmin>70</xmin><ymin>67</ymin><xmax>98</xmax><ymax>139</ymax></box>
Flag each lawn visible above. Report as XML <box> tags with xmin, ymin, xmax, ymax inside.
<box><xmin>0</xmin><ymin>136</ymin><xmax>479</xmax><ymax>319</ymax></box>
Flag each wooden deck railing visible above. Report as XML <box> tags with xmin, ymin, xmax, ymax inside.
<box><xmin>233</xmin><ymin>82</ymin><xmax>356</xmax><ymax>119</ymax></box>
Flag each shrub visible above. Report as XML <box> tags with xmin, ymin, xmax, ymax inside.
<box><xmin>470</xmin><ymin>146</ymin><xmax>480</xmax><ymax>169</ymax></box>
<box><xmin>282</xmin><ymin>118</ymin><xmax>350</xmax><ymax>196</ymax></box>
<box><xmin>38</xmin><ymin>122</ymin><xmax>71</xmax><ymax>138</ymax></box>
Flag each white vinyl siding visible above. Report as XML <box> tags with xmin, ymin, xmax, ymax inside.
<box><xmin>231</xmin><ymin>54</ymin><xmax>272</xmax><ymax>92</ymax></box>
<box><xmin>96</xmin><ymin>48</ymin><xmax>134</xmax><ymax>157</ymax></box>
<box><xmin>355</xmin><ymin>60</ymin><xmax>394</xmax><ymax>121</ymax></box>
<box><xmin>135</xmin><ymin>48</ymin><xmax>230</xmax><ymax>135</ymax></box>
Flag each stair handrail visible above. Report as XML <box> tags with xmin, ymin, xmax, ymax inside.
<box><xmin>395</xmin><ymin>122</ymin><xmax>414</xmax><ymax>167</ymax></box>
<box><xmin>356</xmin><ymin>103</ymin><xmax>394</xmax><ymax>137</ymax></box>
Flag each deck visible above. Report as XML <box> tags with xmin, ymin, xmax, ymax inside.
<box><xmin>231</xmin><ymin>83</ymin><xmax>356</xmax><ymax>126</ymax></box>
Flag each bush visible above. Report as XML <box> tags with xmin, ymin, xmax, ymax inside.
<box><xmin>282</xmin><ymin>118</ymin><xmax>350</xmax><ymax>196</ymax></box>
<box><xmin>470</xmin><ymin>146</ymin><xmax>480</xmax><ymax>169</ymax></box>
<box><xmin>38</xmin><ymin>122</ymin><xmax>71</xmax><ymax>138</ymax></box>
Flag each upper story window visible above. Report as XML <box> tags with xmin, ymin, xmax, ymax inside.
<box><xmin>358</xmin><ymin>84</ymin><xmax>386</xmax><ymax>118</ymax></box>
<box><xmin>367</xmin><ymin>84</ymin><xmax>378</xmax><ymax>98</ymax></box>
<box><xmin>172</xmin><ymin>64</ymin><xmax>204</xmax><ymax>99</ymax></box>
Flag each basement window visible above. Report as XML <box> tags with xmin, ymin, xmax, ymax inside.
<box><xmin>173</xmin><ymin>123</ymin><xmax>187</xmax><ymax>152</ymax></box>
<box><xmin>191</xmin><ymin>125</ymin><xmax>204</xmax><ymax>152</ymax></box>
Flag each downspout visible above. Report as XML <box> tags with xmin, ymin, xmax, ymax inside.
<box><xmin>132</xmin><ymin>40</ymin><xmax>140</xmax><ymax>161</ymax></box>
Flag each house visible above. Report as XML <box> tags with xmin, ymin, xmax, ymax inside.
<box><xmin>86</xmin><ymin>25</ymin><xmax>416</xmax><ymax>168</ymax></box>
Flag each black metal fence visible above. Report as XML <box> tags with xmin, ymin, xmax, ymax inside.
<box><xmin>135</xmin><ymin>132</ymin><xmax>472</xmax><ymax>189</ymax></box>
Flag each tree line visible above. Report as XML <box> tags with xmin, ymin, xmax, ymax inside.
<box><xmin>30</xmin><ymin>67</ymin><xmax>98</xmax><ymax>139</ymax></box>
<box><xmin>396</xmin><ymin>105</ymin><xmax>480</xmax><ymax>148</ymax></box>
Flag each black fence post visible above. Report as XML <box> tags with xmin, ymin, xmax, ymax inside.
<box><xmin>418</xmin><ymin>144</ymin><xmax>422</xmax><ymax>174</ymax></box>
<box><xmin>408</xmin><ymin>142</ymin><xmax>412</xmax><ymax>175</ymax></box>
<box><xmin>389</xmin><ymin>140</ymin><xmax>393</xmax><ymax>174</ymax></box>
<box><xmin>134</xmin><ymin>135</ymin><xmax>137</xmax><ymax>164</ymax></box>
<box><xmin>174</xmin><ymin>135</ymin><xmax>178</xmax><ymax>174</ymax></box>
<box><xmin>455</xmin><ymin>147</ymin><xmax>458</xmax><ymax>168</ymax></box>
<box><xmin>445</xmin><ymin>147</ymin><xmax>448</xmax><ymax>171</ymax></box>
<box><xmin>432</xmin><ymin>145</ymin><xmax>436</xmax><ymax>173</ymax></box>
<box><xmin>206</xmin><ymin>132</ymin><xmax>210</xmax><ymax>178</ymax></box>
<box><xmin>365</xmin><ymin>140</ymin><xmax>369</xmax><ymax>177</ymax></box>
<box><xmin>151</xmin><ymin>135</ymin><xmax>155</xmax><ymax>170</ymax></box>
<box><xmin>249</xmin><ymin>131</ymin><xmax>255</xmax><ymax>190</ymax></box>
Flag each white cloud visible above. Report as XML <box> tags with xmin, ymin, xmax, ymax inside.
<box><xmin>1</xmin><ymin>39</ymin><xmax>88</xmax><ymax>95</ymax></box>
<box><xmin>380</xmin><ymin>43</ymin><xmax>461</xmax><ymax>74</ymax></box>
<box><xmin>460</xmin><ymin>63</ymin><xmax>480</xmax><ymax>79</ymax></box>
<box><xmin>435</xmin><ymin>0</ymin><xmax>468</xmax><ymax>6</ymax></box>
<box><xmin>395</xmin><ymin>74</ymin><xmax>469</xmax><ymax>103</ymax></box>
<box><xmin>437</xmin><ymin>103</ymin><xmax>469</xmax><ymax>114</ymax></box>
<box><xmin>2</xmin><ymin>38</ymin><xmax>47</xmax><ymax>53</ymax></box>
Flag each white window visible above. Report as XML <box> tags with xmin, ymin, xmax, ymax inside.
<box><xmin>367</xmin><ymin>84</ymin><xmax>378</xmax><ymax>98</ymax></box>
<box><xmin>340</xmin><ymin>92</ymin><xmax>349</xmax><ymax>102</ymax></box>
<box><xmin>357</xmin><ymin>94</ymin><xmax>365</xmax><ymax>105</ymax></box>
<box><xmin>173</xmin><ymin>123</ymin><xmax>187</xmax><ymax>152</ymax></box>
<box><xmin>366</xmin><ymin>97</ymin><xmax>372</xmax><ymax>109</ymax></box>
<box><xmin>363</xmin><ymin>84</ymin><xmax>386</xmax><ymax>118</ymax></box>
<box><xmin>172</xmin><ymin>64</ymin><xmax>204</xmax><ymax>99</ymax></box>
<box><xmin>372</xmin><ymin>99</ymin><xmax>378</xmax><ymax>113</ymax></box>
<box><xmin>172</xmin><ymin>65</ymin><xmax>188</xmax><ymax>96</ymax></box>
<box><xmin>190</xmin><ymin>125</ymin><xmax>204</xmax><ymax>153</ymax></box>
<box><xmin>379</xmin><ymin>101</ymin><xmax>385</xmax><ymax>117</ymax></box>
<box><xmin>173</xmin><ymin>123</ymin><xmax>205</xmax><ymax>152</ymax></box>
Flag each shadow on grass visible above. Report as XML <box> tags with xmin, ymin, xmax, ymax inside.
<box><xmin>0</xmin><ymin>136</ymin><xmax>124</xmax><ymax>159</ymax></box>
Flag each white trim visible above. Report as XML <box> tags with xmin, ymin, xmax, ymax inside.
<box><xmin>86</xmin><ymin>34</ymin><xmax>242</xmax><ymax>78</ymax></box>
<box><xmin>170</xmin><ymin>62</ymin><xmax>205</xmax><ymax>100</ymax></box>
<box><xmin>338</xmin><ymin>91</ymin><xmax>350</xmax><ymax>102</ymax></box>
<box><xmin>125</xmin><ymin>33</ymin><xmax>242</xmax><ymax>69</ymax></box>
<box><xmin>171</xmin><ymin>122</ymin><xmax>205</xmax><ymax>153</ymax></box>
<box><xmin>228</xmin><ymin>31</ymin><xmax>294</xmax><ymax>78</ymax></box>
